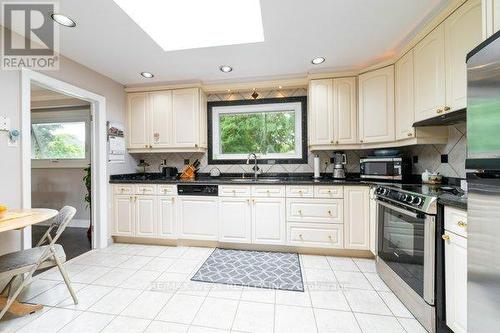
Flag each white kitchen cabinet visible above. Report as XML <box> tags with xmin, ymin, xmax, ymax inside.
<box><xmin>287</xmin><ymin>223</ymin><xmax>343</xmax><ymax>248</ymax></box>
<box><xmin>369</xmin><ymin>187</ymin><xmax>377</xmax><ymax>255</ymax></box>
<box><xmin>126</xmin><ymin>88</ymin><xmax>206</xmax><ymax>152</ymax></box>
<box><xmin>333</xmin><ymin>77</ymin><xmax>358</xmax><ymax>144</ymax></box>
<box><xmin>444</xmin><ymin>231</ymin><xmax>467</xmax><ymax>333</ymax></box>
<box><xmin>308</xmin><ymin>77</ymin><xmax>357</xmax><ymax>147</ymax></box>
<box><xmin>127</xmin><ymin>93</ymin><xmax>149</xmax><ymax>149</ymax></box>
<box><xmin>395</xmin><ymin>51</ymin><xmax>415</xmax><ymax>140</ymax></box>
<box><xmin>286</xmin><ymin>198</ymin><xmax>343</xmax><ymax>224</ymax></box>
<box><xmin>414</xmin><ymin>25</ymin><xmax>446</xmax><ymax>122</ymax></box>
<box><xmin>135</xmin><ymin>196</ymin><xmax>157</xmax><ymax>238</ymax></box>
<box><xmin>482</xmin><ymin>0</ymin><xmax>500</xmax><ymax>39</ymax></box>
<box><xmin>308</xmin><ymin>79</ymin><xmax>334</xmax><ymax>146</ymax></box>
<box><xmin>343</xmin><ymin>186</ymin><xmax>370</xmax><ymax>250</ymax></box>
<box><xmin>150</xmin><ymin>90</ymin><xmax>173</xmax><ymax>148</ymax></box>
<box><xmin>178</xmin><ymin>196</ymin><xmax>218</xmax><ymax>241</ymax></box>
<box><xmin>445</xmin><ymin>0</ymin><xmax>482</xmax><ymax>112</ymax></box>
<box><xmin>358</xmin><ymin>66</ymin><xmax>395</xmax><ymax>143</ymax></box>
<box><xmin>251</xmin><ymin>197</ymin><xmax>286</xmax><ymax>245</ymax></box>
<box><xmin>113</xmin><ymin>195</ymin><xmax>134</xmax><ymax>236</ymax></box>
<box><xmin>219</xmin><ymin>197</ymin><xmax>252</xmax><ymax>243</ymax></box>
<box><xmin>158</xmin><ymin>196</ymin><xmax>176</xmax><ymax>238</ymax></box>
<box><xmin>172</xmin><ymin>88</ymin><xmax>201</xmax><ymax>148</ymax></box>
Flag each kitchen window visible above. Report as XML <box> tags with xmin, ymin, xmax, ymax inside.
<box><xmin>208</xmin><ymin>97</ymin><xmax>307</xmax><ymax>164</ymax></box>
<box><xmin>31</xmin><ymin>108</ymin><xmax>91</xmax><ymax>168</ymax></box>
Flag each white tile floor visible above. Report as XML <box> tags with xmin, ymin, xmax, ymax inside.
<box><xmin>0</xmin><ymin>244</ymin><xmax>428</xmax><ymax>333</ymax></box>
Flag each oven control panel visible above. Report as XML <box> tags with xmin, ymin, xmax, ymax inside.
<box><xmin>375</xmin><ymin>186</ymin><xmax>425</xmax><ymax>209</ymax></box>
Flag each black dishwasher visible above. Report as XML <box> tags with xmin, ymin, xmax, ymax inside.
<box><xmin>177</xmin><ymin>184</ymin><xmax>218</xmax><ymax>196</ymax></box>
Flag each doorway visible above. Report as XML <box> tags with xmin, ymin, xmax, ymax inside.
<box><xmin>30</xmin><ymin>83</ymin><xmax>92</xmax><ymax>260</ymax></box>
<box><xmin>21</xmin><ymin>69</ymin><xmax>109</xmax><ymax>252</ymax></box>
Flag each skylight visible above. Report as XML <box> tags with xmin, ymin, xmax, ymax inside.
<box><xmin>113</xmin><ymin>0</ymin><xmax>265</xmax><ymax>51</ymax></box>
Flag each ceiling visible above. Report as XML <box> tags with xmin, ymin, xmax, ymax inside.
<box><xmin>5</xmin><ymin>0</ymin><xmax>450</xmax><ymax>86</ymax></box>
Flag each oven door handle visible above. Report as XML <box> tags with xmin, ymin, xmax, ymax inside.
<box><xmin>376</xmin><ymin>199</ymin><xmax>419</xmax><ymax>218</ymax></box>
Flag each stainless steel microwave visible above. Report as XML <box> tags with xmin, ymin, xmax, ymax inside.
<box><xmin>360</xmin><ymin>157</ymin><xmax>409</xmax><ymax>180</ymax></box>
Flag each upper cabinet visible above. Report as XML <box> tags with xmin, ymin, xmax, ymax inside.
<box><xmin>482</xmin><ymin>0</ymin><xmax>500</xmax><ymax>39</ymax></box>
<box><xmin>395</xmin><ymin>51</ymin><xmax>415</xmax><ymax>140</ymax></box>
<box><xmin>415</xmin><ymin>0</ymin><xmax>482</xmax><ymax>122</ymax></box>
<box><xmin>445</xmin><ymin>0</ymin><xmax>482</xmax><ymax>111</ymax></box>
<box><xmin>358</xmin><ymin>65</ymin><xmax>395</xmax><ymax>144</ymax></box>
<box><xmin>308</xmin><ymin>77</ymin><xmax>357</xmax><ymax>148</ymax></box>
<box><xmin>126</xmin><ymin>88</ymin><xmax>207</xmax><ymax>152</ymax></box>
<box><xmin>414</xmin><ymin>25</ymin><xmax>446</xmax><ymax>122</ymax></box>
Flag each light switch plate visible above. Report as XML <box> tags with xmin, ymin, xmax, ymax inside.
<box><xmin>0</xmin><ymin>116</ymin><xmax>10</xmax><ymax>131</ymax></box>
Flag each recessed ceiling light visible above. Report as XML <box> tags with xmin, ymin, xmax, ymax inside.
<box><xmin>50</xmin><ymin>13</ymin><xmax>77</xmax><ymax>27</ymax></box>
<box><xmin>311</xmin><ymin>57</ymin><xmax>326</xmax><ymax>65</ymax></box>
<box><xmin>113</xmin><ymin>0</ymin><xmax>264</xmax><ymax>51</ymax></box>
<box><xmin>219</xmin><ymin>65</ymin><xmax>233</xmax><ymax>73</ymax></box>
<box><xmin>140</xmin><ymin>72</ymin><xmax>154</xmax><ymax>78</ymax></box>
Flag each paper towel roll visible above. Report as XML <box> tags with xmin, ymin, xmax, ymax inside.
<box><xmin>314</xmin><ymin>155</ymin><xmax>321</xmax><ymax>178</ymax></box>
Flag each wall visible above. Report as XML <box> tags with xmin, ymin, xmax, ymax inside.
<box><xmin>131</xmin><ymin>89</ymin><xmax>467</xmax><ymax>180</ymax></box>
<box><xmin>0</xmin><ymin>27</ymin><xmax>135</xmax><ymax>255</ymax></box>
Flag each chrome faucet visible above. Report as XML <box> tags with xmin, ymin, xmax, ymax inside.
<box><xmin>247</xmin><ymin>153</ymin><xmax>258</xmax><ymax>180</ymax></box>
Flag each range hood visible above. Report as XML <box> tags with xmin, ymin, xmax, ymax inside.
<box><xmin>412</xmin><ymin>108</ymin><xmax>466</xmax><ymax>127</ymax></box>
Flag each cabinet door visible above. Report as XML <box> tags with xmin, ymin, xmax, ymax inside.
<box><xmin>445</xmin><ymin>0</ymin><xmax>482</xmax><ymax>111</ymax></box>
<box><xmin>482</xmin><ymin>0</ymin><xmax>500</xmax><ymax>39</ymax></box>
<box><xmin>178</xmin><ymin>196</ymin><xmax>218</xmax><ymax>240</ymax></box>
<box><xmin>158</xmin><ymin>196</ymin><xmax>176</xmax><ymax>238</ymax></box>
<box><xmin>219</xmin><ymin>197</ymin><xmax>251</xmax><ymax>243</ymax></box>
<box><xmin>444</xmin><ymin>232</ymin><xmax>467</xmax><ymax>333</ymax></box>
<box><xmin>114</xmin><ymin>195</ymin><xmax>134</xmax><ymax>236</ymax></box>
<box><xmin>333</xmin><ymin>77</ymin><xmax>358</xmax><ymax>144</ymax></box>
<box><xmin>414</xmin><ymin>25</ymin><xmax>446</xmax><ymax>122</ymax></box>
<box><xmin>172</xmin><ymin>88</ymin><xmax>200</xmax><ymax>147</ymax></box>
<box><xmin>358</xmin><ymin>66</ymin><xmax>395</xmax><ymax>143</ymax></box>
<box><xmin>135</xmin><ymin>196</ymin><xmax>157</xmax><ymax>238</ymax></box>
<box><xmin>251</xmin><ymin>198</ymin><xmax>286</xmax><ymax>245</ymax></box>
<box><xmin>395</xmin><ymin>51</ymin><xmax>415</xmax><ymax>140</ymax></box>
<box><xmin>344</xmin><ymin>186</ymin><xmax>370</xmax><ymax>250</ymax></box>
<box><xmin>150</xmin><ymin>91</ymin><xmax>173</xmax><ymax>148</ymax></box>
<box><xmin>308</xmin><ymin>79</ymin><xmax>334</xmax><ymax>145</ymax></box>
<box><xmin>127</xmin><ymin>93</ymin><xmax>150</xmax><ymax>149</ymax></box>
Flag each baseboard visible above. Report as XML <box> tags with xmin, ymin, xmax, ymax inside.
<box><xmin>37</xmin><ymin>219</ymin><xmax>90</xmax><ymax>228</ymax></box>
<box><xmin>112</xmin><ymin>236</ymin><xmax>374</xmax><ymax>258</ymax></box>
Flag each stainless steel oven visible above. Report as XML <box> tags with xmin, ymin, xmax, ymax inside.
<box><xmin>360</xmin><ymin>157</ymin><xmax>409</xmax><ymax>181</ymax></box>
<box><xmin>375</xmin><ymin>185</ymin><xmax>437</xmax><ymax>333</ymax></box>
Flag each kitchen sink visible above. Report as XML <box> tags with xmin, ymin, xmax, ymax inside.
<box><xmin>230</xmin><ymin>178</ymin><xmax>282</xmax><ymax>183</ymax></box>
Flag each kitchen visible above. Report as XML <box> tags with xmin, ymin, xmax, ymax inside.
<box><xmin>0</xmin><ymin>0</ymin><xmax>499</xmax><ymax>332</ymax></box>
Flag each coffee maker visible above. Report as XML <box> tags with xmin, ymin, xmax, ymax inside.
<box><xmin>332</xmin><ymin>152</ymin><xmax>347</xmax><ymax>179</ymax></box>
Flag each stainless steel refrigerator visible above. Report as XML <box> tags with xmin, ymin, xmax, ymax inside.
<box><xmin>466</xmin><ymin>30</ymin><xmax>500</xmax><ymax>332</ymax></box>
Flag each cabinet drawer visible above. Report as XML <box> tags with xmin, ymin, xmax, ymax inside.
<box><xmin>135</xmin><ymin>184</ymin><xmax>157</xmax><ymax>195</ymax></box>
<box><xmin>287</xmin><ymin>198</ymin><xmax>343</xmax><ymax>224</ymax></box>
<box><xmin>114</xmin><ymin>185</ymin><xmax>134</xmax><ymax>195</ymax></box>
<box><xmin>445</xmin><ymin>206</ymin><xmax>467</xmax><ymax>238</ymax></box>
<box><xmin>286</xmin><ymin>186</ymin><xmax>314</xmax><ymax>198</ymax></box>
<box><xmin>251</xmin><ymin>185</ymin><xmax>286</xmax><ymax>197</ymax></box>
<box><xmin>219</xmin><ymin>185</ymin><xmax>252</xmax><ymax>197</ymax></box>
<box><xmin>287</xmin><ymin>223</ymin><xmax>343</xmax><ymax>248</ymax></box>
<box><xmin>314</xmin><ymin>186</ymin><xmax>343</xmax><ymax>198</ymax></box>
<box><xmin>158</xmin><ymin>184</ymin><xmax>177</xmax><ymax>195</ymax></box>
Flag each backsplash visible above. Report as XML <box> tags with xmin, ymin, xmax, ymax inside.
<box><xmin>130</xmin><ymin>88</ymin><xmax>467</xmax><ymax>179</ymax></box>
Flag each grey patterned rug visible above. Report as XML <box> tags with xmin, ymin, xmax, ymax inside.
<box><xmin>191</xmin><ymin>248</ymin><xmax>304</xmax><ymax>292</ymax></box>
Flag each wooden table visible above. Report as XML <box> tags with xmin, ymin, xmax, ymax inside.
<box><xmin>0</xmin><ymin>208</ymin><xmax>58</xmax><ymax>316</ymax></box>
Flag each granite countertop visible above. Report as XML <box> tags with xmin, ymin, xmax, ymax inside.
<box><xmin>438</xmin><ymin>193</ymin><xmax>467</xmax><ymax>210</ymax></box>
<box><xmin>109</xmin><ymin>173</ymin><xmax>380</xmax><ymax>186</ymax></box>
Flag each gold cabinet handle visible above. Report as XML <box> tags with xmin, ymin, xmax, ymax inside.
<box><xmin>299</xmin><ymin>234</ymin><xmax>303</xmax><ymax>239</ymax></box>
<box><xmin>437</xmin><ymin>109</ymin><xmax>443</xmax><ymax>114</ymax></box>
<box><xmin>252</xmin><ymin>199</ymin><xmax>255</xmax><ymax>203</ymax></box>
<box><xmin>298</xmin><ymin>209</ymin><xmax>302</xmax><ymax>215</ymax></box>
<box><xmin>442</xmin><ymin>234</ymin><xmax>450</xmax><ymax>241</ymax></box>
<box><xmin>144</xmin><ymin>144</ymin><xmax>148</xmax><ymax>148</ymax></box>
<box><xmin>129</xmin><ymin>196</ymin><xmax>133</xmax><ymax>200</ymax></box>
<box><xmin>407</xmin><ymin>132</ymin><xmax>413</xmax><ymax>137</ymax></box>
<box><xmin>328</xmin><ymin>235</ymin><xmax>332</xmax><ymax>240</ymax></box>
<box><xmin>171</xmin><ymin>197</ymin><xmax>175</xmax><ymax>202</ymax></box>
<box><xmin>444</xmin><ymin>106</ymin><xmax>451</xmax><ymax>112</ymax></box>
<box><xmin>335</xmin><ymin>140</ymin><xmax>339</xmax><ymax>144</ymax></box>
<box><xmin>327</xmin><ymin>210</ymin><xmax>332</xmax><ymax>215</ymax></box>
<box><xmin>457</xmin><ymin>221</ymin><xmax>467</xmax><ymax>228</ymax></box>
<box><xmin>120</xmin><ymin>188</ymin><xmax>125</xmax><ymax>193</ymax></box>
<box><xmin>360</xmin><ymin>139</ymin><xmax>364</xmax><ymax>143</ymax></box>
<box><xmin>246</xmin><ymin>199</ymin><xmax>250</xmax><ymax>203</ymax></box>
<box><xmin>298</xmin><ymin>190</ymin><xmax>303</xmax><ymax>195</ymax></box>
<box><xmin>195</xmin><ymin>144</ymin><xmax>198</xmax><ymax>148</ymax></box>
<box><xmin>330</xmin><ymin>140</ymin><xmax>334</xmax><ymax>144</ymax></box>
<box><xmin>134</xmin><ymin>196</ymin><xmax>137</xmax><ymax>202</ymax></box>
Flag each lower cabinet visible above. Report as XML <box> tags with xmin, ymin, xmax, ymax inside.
<box><xmin>135</xmin><ymin>196</ymin><xmax>157</xmax><ymax>237</ymax></box>
<box><xmin>219</xmin><ymin>197</ymin><xmax>252</xmax><ymax>243</ymax></box>
<box><xmin>287</xmin><ymin>223</ymin><xmax>343</xmax><ymax>248</ymax></box>
<box><xmin>113</xmin><ymin>195</ymin><xmax>134</xmax><ymax>236</ymax></box>
<box><xmin>158</xmin><ymin>196</ymin><xmax>176</xmax><ymax>238</ymax></box>
<box><xmin>251</xmin><ymin>197</ymin><xmax>286</xmax><ymax>245</ymax></box>
<box><xmin>343</xmin><ymin>186</ymin><xmax>371</xmax><ymax>250</ymax></box>
<box><xmin>178</xmin><ymin>196</ymin><xmax>219</xmax><ymax>241</ymax></box>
